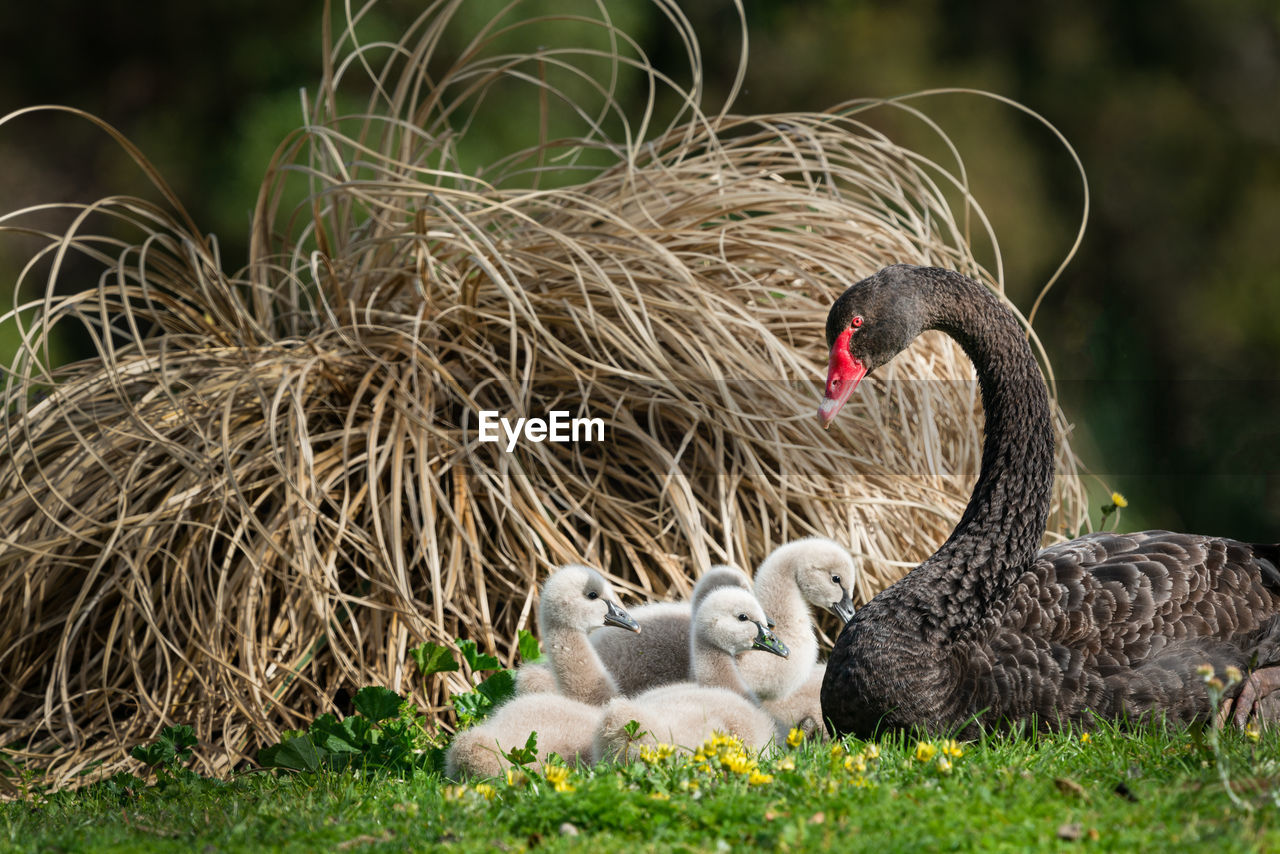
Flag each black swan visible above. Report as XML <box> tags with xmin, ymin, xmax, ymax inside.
<box><xmin>817</xmin><ymin>264</ymin><xmax>1280</xmax><ymax>737</ymax></box>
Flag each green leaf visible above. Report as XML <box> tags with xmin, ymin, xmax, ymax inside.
<box><xmin>503</xmin><ymin>730</ymin><xmax>539</xmax><ymax>767</ymax></box>
<box><xmin>410</xmin><ymin>641</ymin><xmax>459</xmax><ymax>677</ymax></box>
<box><xmin>516</xmin><ymin>629</ymin><xmax>544</xmax><ymax>664</ymax></box>
<box><xmin>476</xmin><ymin>670</ymin><xmax>516</xmax><ymax>708</ymax></box>
<box><xmin>258</xmin><ymin>735</ymin><xmax>325</xmax><ymax>773</ymax></box>
<box><xmin>159</xmin><ymin>725</ymin><xmax>197</xmax><ymax>762</ymax></box>
<box><xmin>352</xmin><ymin>686</ymin><xmax>403</xmax><ymax>724</ymax></box>
<box><xmin>456</xmin><ymin>639</ymin><xmax>501</xmax><ymax>672</ymax></box>
<box><xmin>308</xmin><ymin>714</ymin><xmax>364</xmax><ymax>754</ymax></box>
<box><xmin>452</xmin><ymin>691</ymin><xmax>491</xmax><ymax>724</ymax></box>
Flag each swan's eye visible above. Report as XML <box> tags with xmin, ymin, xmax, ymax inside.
<box><xmin>587</xmin><ymin>591</ymin><xmax>599</xmax><ymax>600</ymax></box>
<box><xmin>832</xmin><ymin>574</ymin><xmax>841</xmax><ymax>585</ymax></box>
<box><xmin>738</xmin><ymin>613</ymin><xmax>749</xmax><ymax>621</ymax></box>
<box><xmin>850</xmin><ymin>315</ymin><xmax>863</xmax><ymax>329</ymax></box>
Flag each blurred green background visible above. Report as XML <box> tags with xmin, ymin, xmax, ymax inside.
<box><xmin>2</xmin><ymin>0</ymin><xmax>1278</xmax><ymax>540</ymax></box>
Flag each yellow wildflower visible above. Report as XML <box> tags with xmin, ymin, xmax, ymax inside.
<box><xmin>914</xmin><ymin>741</ymin><xmax>938</xmax><ymax>762</ymax></box>
<box><xmin>829</xmin><ymin>742</ymin><xmax>846</xmax><ymax>759</ymax></box>
<box><xmin>747</xmin><ymin>770</ymin><xmax>774</xmax><ymax>786</ymax></box>
<box><xmin>937</xmin><ymin>756</ymin><xmax>953</xmax><ymax>774</ymax></box>
<box><xmin>1110</xmin><ymin>492</ymin><xmax>1128</xmax><ymax>508</ymax></box>
<box><xmin>941</xmin><ymin>739</ymin><xmax>965</xmax><ymax>758</ymax></box>
<box><xmin>1080</xmin><ymin>732</ymin><xmax>1092</xmax><ymax>744</ymax></box>
<box><xmin>844</xmin><ymin>754</ymin><xmax>867</xmax><ymax>775</ymax></box>
<box><xmin>544</xmin><ymin>765</ymin><xmax>575</xmax><ymax>793</ymax></box>
<box><xmin>649</xmin><ymin>791</ymin><xmax>671</xmax><ymax>800</ymax></box>
<box><xmin>443</xmin><ymin>785</ymin><xmax>468</xmax><ymax>801</ymax></box>
<box><xmin>505</xmin><ymin>767</ymin><xmax>528</xmax><ymax>787</ymax></box>
<box><xmin>1196</xmin><ymin>663</ymin><xmax>1215</xmax><ymax>679</ymax></box>
<box><xmin>639</xmin><ymin>743</ymin><xmax>677</xmax><ymax>765</ymax></box>
<box><xmin>472</xmin><ymin>782</ymin><xmax>497</xmax><ymax>800</ymax></box>
<box><xmin>1246</xmin><ymin>723</ymin><xmax>1261</xmax><ymax>742</ymax></box>
<box><xmin>704</xmin><ymin>732</ymin><xmax>743</xmax><ymax>752</ymax></box>
<box><xmin>863</xmin><ymin>744</ymin><xmax>880</xmax><ymax>761</ymax></box>
<box><xmin>720</xmin><ymin>751</ymin><xmax>756</xmax><ymax>775</ymax></box>
<box><xmin>786</xmin><ymin>727</ymin><xmax>805</xmax><ymax>748</ymax></box>
<box><xmin>775</xmin><ymin>756</ymin><xmax>796</xmax><ymax>772</ymax></box>
<box><xmin>1224</xmin><ymin>666</ymin><xmax>1243</xmax><ymax>686</ymax></box>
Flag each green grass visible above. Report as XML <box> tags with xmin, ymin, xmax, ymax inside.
<box><xmin>4</xmin><ymin>723</ymin><xmax>1278</xmax><ymax>853</ymax></box>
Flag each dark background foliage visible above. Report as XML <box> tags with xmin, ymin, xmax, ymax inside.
<box><xmin>3</xmin><ymin>0</ymin><xmax>1278</xmax><ymax>539</ymax></box>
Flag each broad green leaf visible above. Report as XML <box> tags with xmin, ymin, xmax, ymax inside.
<box><xmin>309</xmin><ymin>714</ymin><xmax>363</xmax><ymax>754</ymax></box>
<box><xmin>410</xmin><ymin>641</ymin><xmax>459</xmax><ymax>677</ymax></box>
<box><xmin>516</xmin><ymin>629</ymin><xmax>544</xmax><ymax>663</ymax></box>
<box><xmin>475</xmin><ymin>670</ymin><xmax>516</xmax><ymax>707</ymax></box>
<box><xmin>352</xmin><ymin>686</ymin><xmax>403</xmax><ymax>724</ymax></box>
<box><xmin>258</xmin><ymin>735</ymin><xmax>324</xmax><ymax>773</ymax></box>
<box><xmin>456</xmin><ymin>639</ymin><xmax>501</xmax><ymax>672</ymax></box>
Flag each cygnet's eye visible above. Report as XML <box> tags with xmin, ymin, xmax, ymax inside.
<box><xmin>832</xmin><ymin>574</ymin><xmax>842</xmax><ymax>586</ymax></box>
<box><xmin>738</xmin><ymin>613</ymin><xmax>749</xmax><ymax>622</ymax></box>
<box><xmin>587</xmin><ymin>591</ymin><xmax>599</xmax><ymax>600</ymax></box>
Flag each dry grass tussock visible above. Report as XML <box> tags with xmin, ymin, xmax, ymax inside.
<box><xmin>0</xmin><ymin>0</ymin><xmax>1090</xmax><ymax>786</ymax></box>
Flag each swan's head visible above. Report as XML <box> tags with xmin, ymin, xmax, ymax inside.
<box><xmin>765</xmin><ymin>537</ymin><xmax>858</xmax><ymax>624</ymax></box>
<box><xmin>694</xmin><ymin>587</ymin><xmax>789</xmax><ymax>658</ymax></box>
<box><xmin>820</xmin><ymin>264</ymin><xmax>933</xmax><ymax>427</ymax></box>
<box><xmin>540</xmin><ymin>564</ymin><xmax>640</xmax><ymax>635</ymax></box>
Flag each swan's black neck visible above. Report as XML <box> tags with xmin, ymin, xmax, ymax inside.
<box><xmin>897</xmin><ymin>269</ymin><xmax>1056</xmax><ymax>641</ymax></box>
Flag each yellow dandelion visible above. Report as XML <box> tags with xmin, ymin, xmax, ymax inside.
<box><xmin>747</xmin><ymin>770</ymin><xmax>774</xmax><ymax>786</ymax></box>
<box><xmin>472</xmin><ymin>782</ymin><xmax>497</xmax><ymax>800</ymax></box>
<box><xmin>786</xmin><ymin>727</ymin><xmax>805</xmax><ymax>748</ymax></box>
<box><xmin>776</xmin><ymin>756</ymin><xmax>796</xmax><ymax>772</ymax></box>
<box><xmin>1080</xmin><ymin>732</ymin><xmax>1092</xmax><ymax>744</ymax></box>
<box><xmin>544</xmin><ymin>765</ymin><xmax>575</xmax><ymax>793</ymax></box>
<box><xmin>937</xmin><ymin>756</ymin><xmax>953</xmax><ymax>774</ymax></box>
<box><xmin>844</xmin><ymin>755</ymin><xmax>867</xmax><ymax>774</ymax></box>
<box><xmin>941</xmin><ymin>739</ymin><xmax>965</xmax><ymax>758</ymax></box>
<box><xmin>863</xmin><ymin>744</ymin><xmax>880</xmax><ymax>761</ymax></box>
<box><xmin>705</xmin><ymin>732</ymin><xmax>742</xmax><ymax>752</ymax></box>
<box><xmin>721</xmin><ymin>751</ymin><xmax>756</xmax><ymax>775</ymax></box>
<box><xmin>914</xmin><ymin>741</ymin><xmax>938</xmax><ymax>762</ymax></box>
<box><xmin>1111</xmin><ymin>492</ymin><xmax>1128</xmax><ymax>508</ymax></box>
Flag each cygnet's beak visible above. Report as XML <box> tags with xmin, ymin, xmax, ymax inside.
<box><xmin>752</xmin><ymin>622</ymin><xmax>789</xmax><ymax>658</ymax></box>
<box><xmin>603</xmin><ymin>599</ymin><xmax>640</xmax><ymax>633</ymax></box>
<box><xmin>831</xmin><ymin>591</ymin><xmax>856</xmax><ymax>625</ymax></box>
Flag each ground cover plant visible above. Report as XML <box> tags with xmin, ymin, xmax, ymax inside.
<box><xmin>6</xmin><ymin>639</ymin><xmax>1278</xmax><ymax>851</ymax></box>
<box><xmin>3</xmin><ymin>711</ymin><xmax>1278</xmax><ymax>852</ymax></box>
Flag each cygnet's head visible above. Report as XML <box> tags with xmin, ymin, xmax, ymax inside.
<box><xmin>539</xmin><ymin>564</ymin><xmax>640</xmax><ymax>635</ymax></box>
<box><xmin>768</xmin><ymin>538</ymin><xmax>858</xmax><ymax>623</ymax></box>
<box><xmin>694</xmin><ymin>587</ymin><xmax>789</xmax><ymax>658</ymax></box>
<box><xmin>690</xmin><ymin>564</ymin><xmax>752</xmax><ymax>611</ymax></box>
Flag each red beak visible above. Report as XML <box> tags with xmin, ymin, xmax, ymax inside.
<box><xmin>818</xmin><ymin>328</ymin><xmax>866</xmax><ymax>429</ymax></box>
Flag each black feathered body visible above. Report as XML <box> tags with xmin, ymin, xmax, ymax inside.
<box><xmin>823</xmin><ymin>531</ymin><xmax>1280</xmax><ymax>738</ymax></box>
<box><xmin>819</xmin><ymin>266</ymin><xmax>1280</xmax><ymax>737</ymax></box>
